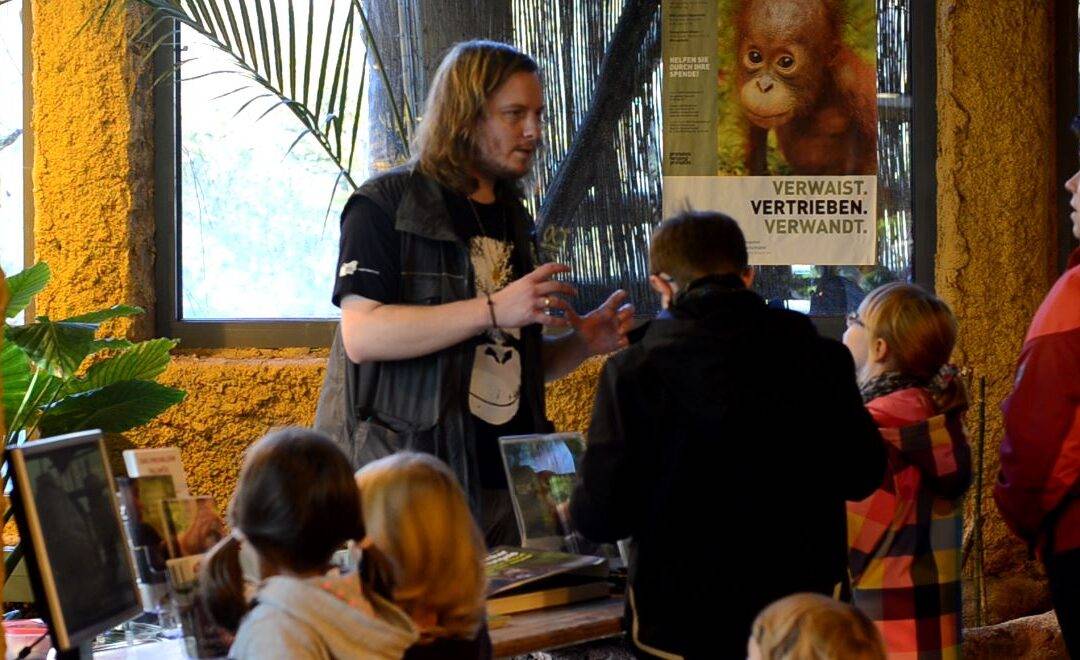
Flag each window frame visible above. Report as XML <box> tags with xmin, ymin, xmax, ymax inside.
<box><xmin>153</xmin><ymin>21</ymin><xmax>337</xmax><ymax>348</ymax></box>
<box><xmin>1</xmin><ymin>0</ymin><xmax>35</xmax><ymax>293</ymax></box>
<box><xmin>22</xmin><ymin>0</ymin><xmax>33</xmax><ymax>289</ymax></box>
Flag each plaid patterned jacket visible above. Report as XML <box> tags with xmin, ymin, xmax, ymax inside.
<box><xmin>847</xmin><ymin>388</ymin><xmax>971</xmax><ymax>660</ymax></box>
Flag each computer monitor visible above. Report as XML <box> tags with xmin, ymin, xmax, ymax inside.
<box><xmin>8</xmin><ymin>429</ymin><xmax>142</xmax><ymax>655</ymax></box>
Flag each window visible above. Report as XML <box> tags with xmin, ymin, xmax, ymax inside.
<box><xmin>0</xmin><ymin>0</ymin><xmax>29</xmax><ymax>285</ymax></box>
<box><xmin>155</xmin><ymin>0</ymin><xmax>370</xmax><ymax>347</ymax></box>
<box><xmin>155</xmin><ymin>1</ymin><xmax>935</xmax><ymax>345</ymax></box>
<box><xmin>516</xmin><ymin>0</ymin><xmax>935</xmax><ymax>338</ymax></box>
<box><xmin>513</xmin><ymin>0</ymin><xmax>663</xmax><ymax>316</ymax></box>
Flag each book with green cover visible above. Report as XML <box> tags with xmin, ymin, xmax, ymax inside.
<box><xmin>160</xmin><ymin>496</ymin><xmax>226</xmax><ymax>559</ymax></box>
<box><xmin>485</xmin><ymin>546</ymin><xmax>608</xmax><ymax>596</ymax></box>
<box><xmin>116</xmin><ymin>475</ymin><xmax>176</xmax><ymax>573</ymax></box>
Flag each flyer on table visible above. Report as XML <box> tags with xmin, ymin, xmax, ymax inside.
<box><xmin>662</xmin><ymin>0</ymin><xmax>879</xmax><ymax>266</ymax></box>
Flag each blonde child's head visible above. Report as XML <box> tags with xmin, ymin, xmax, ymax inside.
<box><xmin>748</xmin><ymin>593</ymin><xmax>886</xmax><ymax>660</ymax></box>
<box><xmin>355</xmin><ymin>452</ymin><xmax>487</xmax><ymax>641</ymax></box>
<box><xmin>843</xmin><ymin>282</ymin><xmax>967</xmax><ymax>410</ymax></box>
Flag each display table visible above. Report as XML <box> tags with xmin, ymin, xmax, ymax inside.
<box><xmin>490</xmin><ymin>595</ymin><xmax>625</xmax><ymax>657</ymax></box>
<box><xmin>6</xmin><ymin>597</ymin><xmax>626</xmax><ymax>658</ymax></box>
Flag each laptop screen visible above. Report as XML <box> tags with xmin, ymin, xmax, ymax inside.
<box><xmin>498</xmin><ymin>433</ymin><xmax>622</xmax><ymax>562</ymax></box>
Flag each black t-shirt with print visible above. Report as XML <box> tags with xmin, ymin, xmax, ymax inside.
<box><xmin>333</xmin><ymin>187</ymin><xmax>535</xmax><ymax>488</ymax></box>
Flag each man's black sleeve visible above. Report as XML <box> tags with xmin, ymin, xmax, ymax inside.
<box><xmin>570</xmin><ymin>360</ymin><xmax>639</xmax><ymax>542</ymax></box>
<box><xmin>817</xmin><ymin>338</ymin><xmax>887</xmax><ymax>501</ymax></box>
<box><xmin>332</xmin><ymin>195</ymin><xmax>402</xmax><ymax>307</ymax></box>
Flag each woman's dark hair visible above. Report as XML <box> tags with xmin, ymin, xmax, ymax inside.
<box><xmin>200</xmin><ymin>427</ymin><xmax>364</xmax><ymax>632</ymax></box>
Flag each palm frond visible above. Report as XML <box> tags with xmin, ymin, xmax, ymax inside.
<box><xmin>110</xmin><ymin>0</ymin><xmax>410</xmax><ymax>191</ymax></box>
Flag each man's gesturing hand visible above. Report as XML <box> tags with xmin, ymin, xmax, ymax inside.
<box><xmin>490</xmin><ymin>263</ymin><xmax>575</xmax><ymax>329</ymax></box>
<box><xmin>567</xmin><ymin>289</ymin><xmax>635</xmax><ymax>356</ymax></box>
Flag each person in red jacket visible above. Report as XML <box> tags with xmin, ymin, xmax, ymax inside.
<box><xmin>995</xmin><ymin>159</ymin><xmax>1080</xmax><ymax>656</ymax></box>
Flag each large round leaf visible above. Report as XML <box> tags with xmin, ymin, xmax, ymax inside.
<box><xmin>4</xmin><ymin>263</ymin><xmax>50</xmax><ymax>320</ymax></box>
<box><xmin>0</xmin><ymin>342</ymin><xmax>61</xmax><ymax>436</ymax></box>
<box><xmin>5</xmin><ymin>320</ymin><xmax>99</xmax><ymax>379</ymax></box>
<box><xmin>38</xmin><ymin>380</ymin><xmax>187</xmax><ymax>437</ymax></box>
<box><xmin>67</xmin><ymin>338</ymin><xmax>180</xmax><ymax>394</ymax></box>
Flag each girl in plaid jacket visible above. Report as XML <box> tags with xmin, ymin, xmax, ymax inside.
<box><xmin>842</xmin><ymin>283</ymin><xmax>972</xmax><ymax>660</ymax></box>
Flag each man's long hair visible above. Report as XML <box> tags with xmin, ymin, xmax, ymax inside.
<box><xmin>411</xmin><ymin>40</ymin><xmax>539</xmax><ymax>195</ymax></box>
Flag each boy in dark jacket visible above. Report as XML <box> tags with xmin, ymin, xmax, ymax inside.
<box><xmin>569</xmin><ymin>212</ymin><xmax>886</xmax><ymax>659</ymax></box>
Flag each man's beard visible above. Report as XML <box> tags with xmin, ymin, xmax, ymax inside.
<box><xmin>473</xmin><ymin>149</ymin><xmax>534</xmax><ymax>183</ymax></box>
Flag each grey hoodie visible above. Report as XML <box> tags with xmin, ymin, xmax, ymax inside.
<box><xmin>229</xmin><ymin>571</ymin><xmax>418</xmax><ymax>659</ymax></box>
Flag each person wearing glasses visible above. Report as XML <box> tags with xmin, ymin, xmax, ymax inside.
<box><xmin>841</xmin><ymin>283</ymin><xmax>971</xmax><ymax>658</ymax></box>
<box><xmin>995</xmin><ymin>138</ymin><xmax>1080</xmax><ymax>656</ymax></box>
<box><xmin>327</xmin><ymin>40</ymin><xmax>633</xmax><ymax>546</ymax></box>
<box><xmin>569</xmin><ymin>211</ymin><xmax>885</xmax><ymax>659</ymax></box>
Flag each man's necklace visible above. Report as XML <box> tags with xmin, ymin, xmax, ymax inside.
<box><xmin>467</xmin><ymin>197</ymin><xmax>507</xmax><ymax>244</ymax></box>
<box><xmin>467</xmin><ymin>197</ymin><xmax>513</xmax><ymax>341</ymax></box>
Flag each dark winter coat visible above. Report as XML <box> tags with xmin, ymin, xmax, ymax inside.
<box><xmin>570</xmin><ymin>275</ymin><xmax>886</xmax><ymax>659</ymax></box>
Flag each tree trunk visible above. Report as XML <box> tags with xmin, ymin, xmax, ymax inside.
<box><xmin>403</xmin><ymin>0</ymin><xmax>512</xmax><ymax>118</ymax></box>
<box><xmin>364</xmin><ymin>0</ymin><xmax>511</xmax><ymax>168</ymax></box>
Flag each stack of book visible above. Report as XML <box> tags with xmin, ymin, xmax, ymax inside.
<box><xmin>485</xmin><ymin>546</ymin><xmax>610</xmax><ymax>616</ymax></box>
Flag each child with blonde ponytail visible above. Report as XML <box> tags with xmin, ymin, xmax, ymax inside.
<box><xmin>355</xmin><ymin>452</ymin><xmax>491</xmax><ymax>660</ymax></box>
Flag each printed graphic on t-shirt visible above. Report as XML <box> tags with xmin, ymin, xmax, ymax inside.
<box><xmin>470</xmin><ymin>236</ymin><xmax>521</xmax><ymax>425</ymax></box>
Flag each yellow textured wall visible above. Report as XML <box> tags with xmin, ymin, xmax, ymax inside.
<box><xmin>32</xmin><ymin>0</ymin><xmax>154</xmax><ymax>340</ymax></box>
<box><xmin>135</xmin><ymin>349</ymin><xmax>327</xmax><ymax>507</ymax></box>
<box><xmin>545</xmin><ymin>355</ymin><xmax>607</xmax><ymax>433</ymax></box>
<box><xmin>936</xmin><ymin>2</ymin><xmax>1060</xmax><ymax>625</ymax></box>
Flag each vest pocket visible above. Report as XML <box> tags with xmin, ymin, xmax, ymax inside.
<box><xmin>352</xmin><ymin>419</ymin><xmax>402</xmax><ymax>467</ymax></box>
<box><xmin>368</xmin><ymin>354</ymin><xmax>442</xmax><ymax>428</ymax></box>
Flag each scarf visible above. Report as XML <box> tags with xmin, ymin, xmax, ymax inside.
<box><xmin>859</xmin><ymin>364</ymin><xmax>962</xmax><ymax>405</ymax></box>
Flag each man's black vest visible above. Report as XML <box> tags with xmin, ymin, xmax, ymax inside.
<box><xmin>314</xmin><ymin>165</ymin><xmax>552</xmax><ymax>514</ymax></box>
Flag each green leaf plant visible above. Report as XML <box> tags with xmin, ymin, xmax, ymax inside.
<box><xmin>95</xmin><ymin>0</ymin><xmax>413</xmax><ymax>192</ymax></box>
<box><xmin>2</xmin><ymin>263</ymin><xmax>185</xmax><ymax>444</ymax></box>
<box><xmin>1</xmin><ymin>263</ymin><xmax>187</xmax><ymax>576</ymax></box>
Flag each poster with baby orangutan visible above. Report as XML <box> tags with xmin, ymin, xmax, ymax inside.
<box><xmin>663</xmin><ymin>0</ymin><xmax>878</xmax><ymax>266</ymax></box>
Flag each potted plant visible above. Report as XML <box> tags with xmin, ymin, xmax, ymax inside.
<box><xmin>1</xmin><ymin>262</ymin><xmax>186</xmax><ymax>578</ymax></box>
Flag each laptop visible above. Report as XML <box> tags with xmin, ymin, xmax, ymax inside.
<box><xmin>498</xmin><ymin>433</ymin><xmax>626</xmax><ymax>566</ymax></box>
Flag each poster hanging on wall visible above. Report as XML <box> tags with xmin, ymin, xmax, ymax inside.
<box><xmin>662</xmin><ymin>0</ymin><xmax>879</xmax><ymax>265</ymax></box>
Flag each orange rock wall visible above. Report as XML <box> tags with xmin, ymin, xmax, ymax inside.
<box><xmin>936</xmin><ymin>1</ymin><xmax>1063</xmax><ymax>624</ymax></box>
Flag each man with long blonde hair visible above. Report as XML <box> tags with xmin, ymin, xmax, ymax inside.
<box><xmin>331</xmin><ymin>40</ymin><xmax>633</xmax><ymax>545</ymax></box>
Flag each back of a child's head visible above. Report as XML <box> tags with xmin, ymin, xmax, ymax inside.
<box><xmin>750</xmin><ymin>593</ymin><xmax>885</xmax><ymax>660</ymax></box>
<box><xmin>859</xmin><ymin>282</ymin><xmax>967</xmax><ymax>410</ymax></box>
<box><xmin>649</xmin><ymin>211</ymin><xmax>748</xmax><ymax>287</ymax></box>
<box><xmin>355</xmin><ymin>452</ymin><xmax>486</xmax><ymax>641</ymax></box>
<box><xmin>201</xmin><ymin>427</ymin><xmax>363</xmax><ymax>631</ymax></box>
